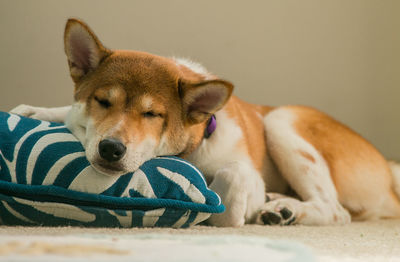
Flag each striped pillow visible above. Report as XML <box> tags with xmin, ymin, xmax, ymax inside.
<box><xmin>0</xmin><ymin>112</ymin><xmax>224</xmax><ymax>228</ymax></box>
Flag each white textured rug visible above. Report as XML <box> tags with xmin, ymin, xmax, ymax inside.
<box><xmin>0</xmin><ymin>234</ymin><xmax>313</xmax><ymax>262</ymax></box>
<box><xmin>0</xmin><ymin>219</ymin><xmax>399</xmax><ymax>262</ymax></box>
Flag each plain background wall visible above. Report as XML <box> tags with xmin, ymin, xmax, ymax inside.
<box><xmin>0</xmin><ymin>0</ymin><xmax>399</xmax><ymax>160</ymax></box>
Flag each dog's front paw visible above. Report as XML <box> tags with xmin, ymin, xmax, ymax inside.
<box><xmin>260</xmin><ymin>207</ymin><xmax>296</xmax><ymax>226</ymax></box>
<box><xmin>10</xmin><ymin>104</ymin><xmax>49</xmax><ymax>121</ymax></box>
<box><xmin>256</xmin><ymin>200</ymin><xmax>297</xmax><ymax>226</ymax></box>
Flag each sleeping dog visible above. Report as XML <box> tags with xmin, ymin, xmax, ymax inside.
<box><xmin>11</xmin><ymin>18</ymin><xmax>400</xmax><ymax>227</ymax></box>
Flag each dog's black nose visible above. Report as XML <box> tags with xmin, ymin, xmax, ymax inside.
<box><xmin>98</xmin><ymin>138</ymin><xmax>126</xmax><ymax>162</ymax></box>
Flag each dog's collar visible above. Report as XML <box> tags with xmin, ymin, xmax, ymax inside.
<box><xmin>204</xmin><ymin>115</ymin><xmax>216</xmax><ymax>139</ymax></box>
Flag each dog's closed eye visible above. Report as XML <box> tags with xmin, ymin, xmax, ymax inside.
<box><xmin>142</xmin><ymin>111</ymin><xmax>162</xmax><ymax>118</ymax></box>
<box><xmin>94</xmin><ymin>96</ymin><xmax>111</xmax><ymax>109</ymax></box>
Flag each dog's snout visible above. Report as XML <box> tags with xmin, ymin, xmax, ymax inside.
<box><xmin>98</xmin><ymin>138</ymin><xmax>126</xmax><ymax>162</ymax></box>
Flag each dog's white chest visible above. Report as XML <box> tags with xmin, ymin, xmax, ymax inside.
<box><xmin>187</xmin><ymin>110</ymin><xmax>251</xmax><ymax>181</ymax></box>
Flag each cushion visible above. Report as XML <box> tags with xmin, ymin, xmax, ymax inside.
<box><xmin>0</xmin><ymin>112</ymin><xmax>224</xmax><ymax>228</ymax></box>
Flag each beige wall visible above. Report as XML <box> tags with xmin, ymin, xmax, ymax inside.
<box><xmin>0</xmin><ymin>0</ymin><xmax>399</xmax><ymax>159</ymax></box>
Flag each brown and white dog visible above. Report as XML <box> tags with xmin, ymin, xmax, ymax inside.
<box><xmin>11</xmin><ymin>19</ymin><xmax>400</xmax><ymax>227</ymax></box>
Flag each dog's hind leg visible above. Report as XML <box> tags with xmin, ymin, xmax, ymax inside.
<box><xmin>257</xmin><ymin>107</ymin><xmax>351</xmax><ymax>226</ymax></box>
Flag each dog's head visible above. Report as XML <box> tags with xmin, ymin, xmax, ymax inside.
<box><xmin>63</xmin><ymin>19</ymin><xmax>233</xmax><ymax>175</ymax></box>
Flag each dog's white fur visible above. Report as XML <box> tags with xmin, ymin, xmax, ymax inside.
<box><xmin>173</xmin><ymin>57</ymin><xmax>212</xmax><ymax>79</ymax></box>
<box><xmin>185</xmin><ymin>110</ymin><xmax>267</xmax><ymax>226</ymax></box>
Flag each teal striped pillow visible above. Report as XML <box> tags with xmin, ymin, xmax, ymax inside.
<box><xmin>0</xmin><ymin>112</ymin><xmax>224</xmax><ymax>227</ymax></box>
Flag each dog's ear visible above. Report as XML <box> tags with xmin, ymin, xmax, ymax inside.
<box><xmin>180</xmin><ymin>79</ymin><xmax>234</xmax><ymax>124</ymax></box>
<box><xmin>64</xmin><ymin>18</ymin><xmax>111</xmax><ymax>83</ymax></box>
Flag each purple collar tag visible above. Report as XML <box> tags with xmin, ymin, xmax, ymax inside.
<box><xmin>204</xmin><ymin>115</ymin><xmax>216</xmax><ymax>139</ymax></box>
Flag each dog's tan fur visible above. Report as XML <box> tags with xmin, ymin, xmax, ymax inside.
<box><xmin>292</xmin><ymin>106</ymin><xmax>400</xmax><ymax>220</ymax></box>
<box><xmin>11</xmin><ymin>18</ymin><xmax>400</xmax><ymax>226</ymax></box>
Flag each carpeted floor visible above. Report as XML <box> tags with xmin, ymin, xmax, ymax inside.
<box><xmin>0</xmin><ymin>219</ymin><xmax>399</xmax><ymax>261</ymax></box>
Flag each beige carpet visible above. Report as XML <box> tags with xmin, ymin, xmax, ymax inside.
<box><xmin>0</xmin><ymin>219</ymin><xmax>399</xmax><ymax>261</ymax></box>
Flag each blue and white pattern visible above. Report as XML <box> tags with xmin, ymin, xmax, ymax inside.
<box><xmin>0</xmin><ymin>112</ymin><xmax>224</xmax><ymax>228</ymax></box>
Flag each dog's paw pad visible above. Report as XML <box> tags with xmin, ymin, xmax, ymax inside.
<box><xmin>259</xmin><ymin>207</ymin><xmax>296</xmax><ymax>226</ymax></box>
<box><xmin>261</xmin><ymin>212</ymin><xmax>281</xmax><ymax>225</ymax></box>
<box><xmin>279</xmin><ymin>207</ymin><xmax>292</xmax><ymax>220</ymax></box>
